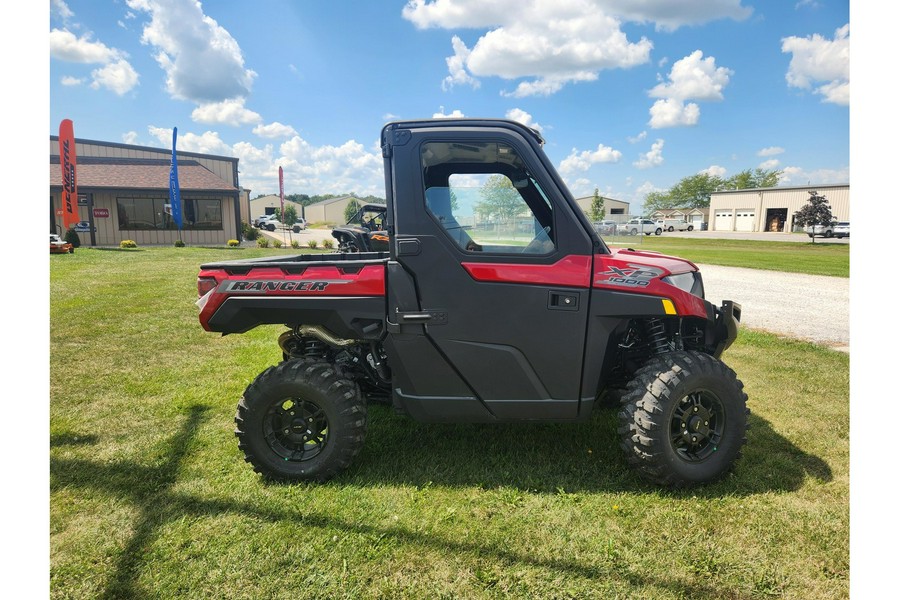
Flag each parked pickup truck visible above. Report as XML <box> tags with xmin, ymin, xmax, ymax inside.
<box><xmin>656</xmin><ymin>219</ymin><xmax>694</xmax><ymax>232</ymax></box>
<box><xmin>197</xmin><ymin>119</ymin><xmax>746</xmax><ymax>488</ymax></box>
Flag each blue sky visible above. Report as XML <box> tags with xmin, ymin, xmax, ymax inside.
<box><xmin>48</xmin><ymin>0</ymin><xmax>850</xmax><ymax>214</ymax></box>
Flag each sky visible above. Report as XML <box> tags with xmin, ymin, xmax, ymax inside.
<box><xmin>47</xmin><ymin>0</ymin><xmax>850</xmax><ymax>215</ymax></box>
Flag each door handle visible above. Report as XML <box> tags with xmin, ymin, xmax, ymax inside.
<box><xmin>395</xmin><ymin>309</ymin><xmax>448</xmax><ymax>325</ymax></box>
<box><xmin>548</xmin><ymin>291</ymin><xmax>579</xmax><ymax>311</ymax></box>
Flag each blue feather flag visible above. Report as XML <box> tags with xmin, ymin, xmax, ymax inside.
<box><xmin>169</xmin><ymin>127</ymin><xmax>183</xmax><ymax>229</ymax></box>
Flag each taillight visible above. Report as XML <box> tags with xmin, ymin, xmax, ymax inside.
<box><xmin>197</xmin><ymin>276</ymin><xmax>217</xmax><ymax>298</ymax></box>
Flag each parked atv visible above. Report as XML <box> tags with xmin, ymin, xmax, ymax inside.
<box><xmin>197</xmin><ymin>119</ymin><xmax>748</xmax><ymax>488</ymax></box>
<box><xmin>331</xmin><ymin>203</ymin><xmax>389</xmax><ymax>252</ymax></box>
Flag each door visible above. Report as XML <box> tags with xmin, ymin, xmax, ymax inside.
<box><xmin>714</xmin><ymin>210</ymin><xmax>733</xmax><ymax>231</ymax></box>
<box><xmin>735</xmin><ymin>210</ymin><xmax>756</xmax><ymax>232</ymax></box>
<box><xmin>385</xmin><ymin>126</ymin><xmax>595</xmax><ymax>421</ymax></box>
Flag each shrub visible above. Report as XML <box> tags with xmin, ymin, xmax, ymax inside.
<box><xmin>273</xmin><ymin>240</ymin><xmax>282</xmax><ymax>248</ymax></box>
<box><xmin>227</xmin><ymin>239</ymin><xmax>240</xmax><ymax>247</ymax></box>
<box><xmin>322</xmin><ymin>238</ymin><xmax>334</xmax><ymax>250</ymax></box>
<box><xmin>307</xmin><ymin>239</ymin><xmax>318</xmax><ymax>249</ymax></box>
<box><xmin>174</xmin><ymin>239</ymin><xmax>185</xmax><ymax>247</ymax></box>
<box><xmin>120</xmin><ymin>240</ymin><xmax>138</xmax><ymax>249</ymax></box>
<box><xmin>242</xmin><ymin>223</ymin><xmax>258</xmax><ymax>241</ymax></box>
<box><xmin>64</xmin><ymin>228</ymin><xmax>81</xmax><ymax>248</ymax></box>
<box><xmin>257</xmin><ymin>238</ymin><xmax>269</xmax><ymax>248</ymax></box>
<box><xmin>291</xmin><ymin>240</ymin><xmax>300</xmax><ymax>249</ymax></box>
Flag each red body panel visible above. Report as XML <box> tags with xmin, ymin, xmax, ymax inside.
<box><xmin>461</xmin><ymin>255</ymin><xmax>592</xmax><ymax>288</ymax></box>
<box><xmin>460</xmin><ymin>248</ymin><xmax>707</xmax><ymax>319</ymax></box>
<box><xmin>593</xmin><ymin>249</ymin><xmax>707</xmax><ymax>319</ymax></box>
<box><xmin>198</xmin><ymin>264</ymin><xmax>385</xmax><ymax>331</ymax></box>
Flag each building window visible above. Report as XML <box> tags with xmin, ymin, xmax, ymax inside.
<box><xmin>117</xmin><ymin>197</ymin><xmax>222</xmax><ymax>230</ymax></box>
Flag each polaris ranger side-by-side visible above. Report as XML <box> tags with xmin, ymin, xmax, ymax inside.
<box><xmin>197</xmin><ymin>119</ymin><xmax>747</xmax><ymax>487</ymax></box>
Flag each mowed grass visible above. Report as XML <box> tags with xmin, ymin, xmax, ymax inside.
<box><xmin>50</xmin><ymin>247</ymin><xmax>848</xmax><ymax>599</ymax></box>
<box><xmin>605</xmin><ymin>236</ymin><xmax>849</xmax><ymax>278</ymax></box>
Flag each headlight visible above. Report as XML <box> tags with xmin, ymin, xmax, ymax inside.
<box><xmin>662</xmin><ymin>272</ymin><xmax>705</xmax><ymax>299</ymax></box>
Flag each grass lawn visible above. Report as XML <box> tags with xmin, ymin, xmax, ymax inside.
<box><xmin>605</xmin><ymin>236</ymin><xmax>849</xmax><ymax>278</ymax></box>
<box><xmin>50</xmin><ymin>246</ymin><xmax>848</xmax><ymax>599</ymax></box>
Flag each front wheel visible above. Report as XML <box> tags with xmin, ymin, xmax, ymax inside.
<box><xmin>687</xmin><ymin>225</ymin><xmax>694</xmax><ymax>231</ymax></box>
<box><xmin>618</xmin><ymin>351</ymin><xmax>748</xmax><ymax>487</ymax></box>
<box><xmin>235</xmin><ymin>358</ymin><xmax>367</xmax><ymax>482</ymax></box>
<box><xmin>630</xmin><ymin>228</ymin><xmax>638</xmax><ymax>236</ymax></box>
<box><xmin>655</xmin><ymin>228</ymin><xmax>662</xmax><ymax>235</ymax></box>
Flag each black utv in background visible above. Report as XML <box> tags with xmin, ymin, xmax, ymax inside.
<box><xmin>331</xmin><ymin>203</ymin><xmax>389</xmax><ymax>252</ymax></box>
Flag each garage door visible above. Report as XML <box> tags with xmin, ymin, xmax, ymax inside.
<box><xmin>735</xmin><ymin>210</ymin><xmax>756</xmax><ymax>232</ymax></box>
<box><xmin>714</xmin><ymin>210</ymin><xmax>733</xmax><ymax>230</ymax></box>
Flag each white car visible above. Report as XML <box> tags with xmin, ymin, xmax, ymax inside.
<box><xmin>656</xmin><ymin>219</ymin><xmax>693</xmax><ymax>232</ymax></box>
<box><xmin>833</xmin><ymin>222</ymin><xmax>849</xmax><ymax>238</ymax></box>
<box><xmin>264</xmin><ymin>218</ymin><xmax>303</xmax><ymax>233</ymax></box>
<box><xmin>254</xmin><ymin>214</ymin><xmax>276</xmax><ymax>228</ymax></box>
<box><xmin>624</xmin><ymin>218</ymin><xmax>663</xmax><ymax>236</ymax></box>
<box><xmin>805</xmin><ymin>222</ymin><xmax>836</xmax><ymax>238</ymax></box>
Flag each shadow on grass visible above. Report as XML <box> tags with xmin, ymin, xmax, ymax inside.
<box><xmin>338</xmin><ymin>405</ymin><xmax>832</xmax><ymax>497</ymax></box>
<box><xmin>50</xmin><ymin>432</ymin><xmax>99</xmax><ymax>447</ymax></box>
<box><xmin>50</xmin><ymin>404</ymin><xmax>739</xmax><ymax>599</ymax></box>
<box><xmin>86</xmin><ymin>247</ymin><xmax>146</xmax><ymax>252</ymax></box>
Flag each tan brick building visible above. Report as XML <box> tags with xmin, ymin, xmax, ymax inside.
<box><xmin>50</xmin><ymin>135</ymin><xmax>246</xmax><ymax>246</ymax></box>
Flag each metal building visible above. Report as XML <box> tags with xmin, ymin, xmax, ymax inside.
<box><xmin>50</xmin><ymin>135</ymin><xmax>248</xmax><ymax>246</ymax></box>
<box><xmin>708</xmin><ymin>184</ymin><xmax>849</xmax><ymax>233</ymax></box>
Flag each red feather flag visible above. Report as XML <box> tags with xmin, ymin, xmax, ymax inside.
<box><xmin>58</xmin><ymin>119</ymin><xmax>79</xmax><ymax>229</ymax></box>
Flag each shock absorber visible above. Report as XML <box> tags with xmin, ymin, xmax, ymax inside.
<box><xmin>646</xmin><ymin>318</ymin><xmax>671</xmax><ymax>355</ymax></box>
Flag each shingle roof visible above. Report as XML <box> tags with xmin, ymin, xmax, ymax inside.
<box><xmin>49</xmin><ymin>158</ymin><xmax>237</xmax><ymax>193</ymax></box>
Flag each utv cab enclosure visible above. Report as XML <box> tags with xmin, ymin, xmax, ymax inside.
<box><xmin>197</xmin><ymin>119</ymin><xmax>747</xmax><ymax>487</ymax></box>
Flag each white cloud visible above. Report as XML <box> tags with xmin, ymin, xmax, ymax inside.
<box><xmin>276</xmin><ymin>137</ymin><xmax>384</xmax><ymax>196</ymax></box>
<box><xmin>647</xmin><ymin>50</ymin><xmax>730</xmax><ymax>128</ymax></box>
<box><xmin>559</xmin><ymin>144</ymin><xmax>622</xmax><ymax>175</ymax></box>
<box><xmin>127</xmin><ymin>0</ymin><xmax>256</xmax><ymax>103</ymax></box>
<box><xmin>649</xmin><ymin>50</ymin><xmax>732</xmax><ymax>102</ymax></box>
<box><xmin>191</xmin><ymin>99</ymin><xmax>262</xmax><ymax>126</ymax></box>
<box><xmin>443</xmin><ymin>36</ymin><xmax>480</xmax><ymax>90</ymax></box>
<box><xmin>779</xmin><ymin>165</ymin><xmax>849</xmax><ymax>186</ymax></box>
<box><xmin>633</xmin><ymin>139</ymin><xmax>664</xmax><ymax>169</ymax></box>
<box><xmin>253</xmin><ymin>122</ymin><xmax>299</xmax><ymax>139</ymax></box>
<box><xmin>51</xmin><ymin>0</ymin><xmax>74</xmax><ymax>22</ymax></box>
<box><xmin>600</xmin><ymin>0</ymin><xmax>752</xmax><ymax>31</ymax></box>
<box><xmin>433</xmin><ymin>107</ymin><xmax>465</xmax><ymax>118</ymax></box>
<box><xmin>758</xmin><ymin>146</ymin><xmax>785</xmax><ymax>157</ymax></box>
<box><xmin>49</xmin><ymin>29</ymin><xmax>122</xmax><ymax>63</ymax></box>
<box><xmin>148</xmin><ymin>126</ymin><xmax>234</xmax><ymax>155</ymax></box>
<box><xmin>758</xmin><ymin>159</ymin><xmax>780</xmax><ymax>170</ymax></box>
<box><xmin>505</xmin><ymin>108</ymin><xmax>543</xmax><ymax>132</ymax></box>
<box><xmin>782</xmin><ymin>24</ymin><xmax>849</xmax><ymax>105</ymax></box>
<box><xmin>403</xmin><ymin>1</ymin><xmax>750</xmax><ymax>96</ymax></box>
<box><xmin>60</xmin><ymin>76</ymin><xmax>83</xmax><ymax>86</ymax></box>
<box><xmin>90</xmin><ymin>59</ymin><xmax>139</xmax><ymax>95</ymax></box>
<box><xmin>648</xmin><ymin>99</ymin><xmax>699</xmax><ymax>128</ymax></box>
<box><xmin>122</xmin><ymin>131</ymin><xmax>139</xmax><ymax>145</ymax></box>
<box><xmin>50</xmin><ymin>29</ymin><xmax>140</xmax><ymax>95</ymax></box>
<box><xmin>627</xmin><ymin>131</ymin><xmax>647</xmax><ymax>143</ymax></box>
<box><xmin>701</xmin><ymin>165</ymin><xmax>727</xmax><ymax>178</ymax></box>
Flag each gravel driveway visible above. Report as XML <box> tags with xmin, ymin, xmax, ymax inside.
<box><xmin>699</xmin><ymin>264</ymin><xmax>849</xmax><ymax>352</ymax></box>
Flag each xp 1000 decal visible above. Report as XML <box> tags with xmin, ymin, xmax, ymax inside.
<box><xmin>596</xmin><ymin>263</ymin><xmax>664</xmax><ymax>288</ymax></box>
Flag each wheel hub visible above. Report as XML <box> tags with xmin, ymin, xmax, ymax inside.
<box><xmin>264</xmin><ymin>397</ymin><xmax>329</xmax><ymax>462</ymax></box>
<box><xmin>671</xmin><ymin>390</ymin><xmax>724</xmax><ymax>462</ymax></box>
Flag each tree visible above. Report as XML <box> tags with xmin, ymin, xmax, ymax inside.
<box><xmin>726</xmin><ymin>168</ymin><xmax>782</xmax><ymax>190</ymax></box>
<box><xmin>589</xmin><ymin>187</ymin><xmax>605</xmax><ymax>221</ymax></box>
<box><xmin>792</xmin><ymin>191</ymin><xmax>833</xmax><ymax>244</ymax></box>
<box><xmin>282</xmin><ymin>204</ymin><xmax>298</xmax><ymax>226</ymax></box>
<box><xmin>474</xmin><ymin>175</ymin><xmax>524</xmax><ymax>227</ymax></box>
<box><xmin>344</xmin><ymin>199</ymin><xmax>361</xmax><ymax>223</ymax></box>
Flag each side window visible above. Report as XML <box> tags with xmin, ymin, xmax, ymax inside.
<box><xmin>421</xmin><ymin>141</ymin><xmax>555</xmax><ymax>254</ymax></box>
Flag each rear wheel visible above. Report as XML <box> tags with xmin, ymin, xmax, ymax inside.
<box><xmin>667</xmin><ymin>226</ymin><xmax>674</xmax><ymax>232</ymax></box>
<box><xmin>618</xmin><ymin>351</ymin><xmax>748</xmax><ymax>487</ymax></box>
<box><xmin>655</xmin><ymin>228</ymin><xmax>662</xmax><ymax>235</ymax></box>
<box><xmin>235</xmin><ymin>358</ymin><xmax>366</xmax><ymax>482</ymax></box>
<box><xmin>687</xmin><ymin>225</ymin><xmax>694</xmax><ymax>231</ymax></box>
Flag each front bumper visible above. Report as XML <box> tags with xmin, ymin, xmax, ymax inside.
<box><xmin>710</xmin><ymin>300</ymin><xmax>741</xmax><ymax>358</ymax></box>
